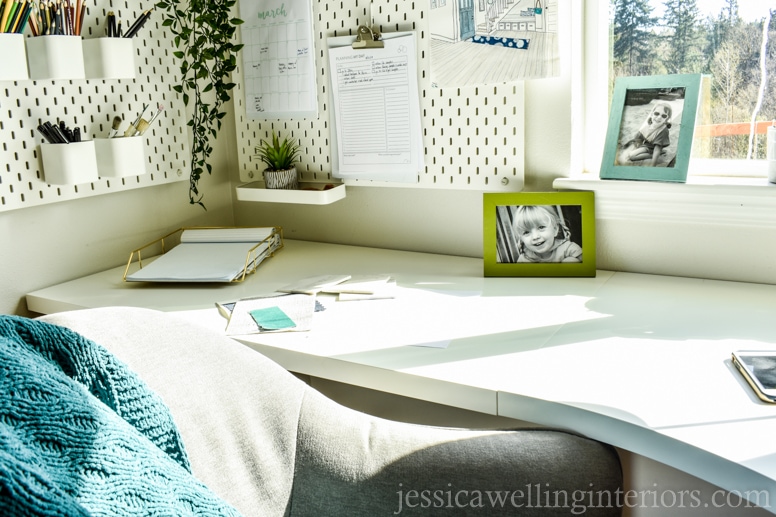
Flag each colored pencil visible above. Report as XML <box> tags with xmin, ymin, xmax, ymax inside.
<box><xmin>0</xmin><ymin>0</ymin><xmax>15</xmax><ymax>33</ymax></box>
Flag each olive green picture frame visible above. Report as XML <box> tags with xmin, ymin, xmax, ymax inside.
<box><xmin>600</xmin><ymin>73</ymin><xmax>702</xmax><ymax>182</ymax></box>
<box><xmin>483</xmin><ymin>192</ymin><xmax>596</xmax><ymax>277</ymax></box>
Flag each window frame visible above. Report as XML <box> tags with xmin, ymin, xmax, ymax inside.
<box><xmin>580</xmin><ymin>0</ymin><xmax>769</xmax><ymax>179</ymax></box>
<box><xmin>561</xmin><ymin>0</ymin><xmax>776</xmax><ymax>232</ymax></box>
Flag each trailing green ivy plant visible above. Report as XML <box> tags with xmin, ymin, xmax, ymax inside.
<box><xmin>155</xmin><ymin>0</ymin><xmax>244</xmax><ymax>209</ymax></box>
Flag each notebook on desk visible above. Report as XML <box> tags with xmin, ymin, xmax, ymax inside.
<box><xmin>123</xmin><ymin>227</ymin><xmax>283</xmax><ymax>283</ymax></box>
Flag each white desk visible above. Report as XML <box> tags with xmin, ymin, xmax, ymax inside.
<box><xmin>27</xmin><ymin>240</ymin><xmax>776</xmax><ymax>513</ymax></box>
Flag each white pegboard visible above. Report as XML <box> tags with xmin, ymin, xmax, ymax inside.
<box><xmin>0</xmin><ymin>1</ymin><xmax>189</xmax><ymax>212</ymax></box>
<box><xmin>234</xmin><ymin>0</ymin><xmax>526</xmax><ymax>191</ymax></box>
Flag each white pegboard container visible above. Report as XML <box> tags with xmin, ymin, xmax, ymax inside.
<box><xmin>94</xmin><ymin>136</ymin><xmax>146</xmax><ymax>178</ymax></box>
<box><xmin>0</xmin><ymin>34</ymin><xmax>29</xmax><ymax>81</ymax></box>
<box><xmin>232</xmin><ymin>0</ymin><xmax>525</xmax><ymax>194</ymax></box>
<box><xmin>27</xmin><ymin>36</ymin><xmax>86</xmax><ymax>80</ymax></box>
<box><xmin>83</xmin><ymin>38</ymin><xmax>136</xmax><ymax>79</ymax></box>
<box><xmin>40</xmin><ymin>141</ymin><xmax>99</xmax><ymax>185</ymax></box>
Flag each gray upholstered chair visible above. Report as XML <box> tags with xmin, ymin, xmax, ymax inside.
<box><xmin>39</xmin><ymin>307</ymin><xmax>623</xmax><ymax>516</ymax></box>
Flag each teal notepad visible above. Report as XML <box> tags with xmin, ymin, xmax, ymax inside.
<box><xmin>249</xmin><ymin>306</ymin><xmax>296</xmax><ymax>331</ymax></box>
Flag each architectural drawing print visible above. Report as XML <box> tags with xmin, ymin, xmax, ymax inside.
<box><xmin>429</xmin><ymin>0</ymin><xmax>559</xmax><ymax>87</ymax></box>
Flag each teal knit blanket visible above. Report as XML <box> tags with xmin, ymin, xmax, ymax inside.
<box><xmin>0</xmin><ymin>315</ymin><xmax>241</xmax><ymax>516</ymax></box>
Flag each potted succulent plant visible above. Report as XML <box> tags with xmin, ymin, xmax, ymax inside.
<box><xmin>255</xmin><ymin>132</ymin><xmax>302</xmax><ymax>190</ymax></box>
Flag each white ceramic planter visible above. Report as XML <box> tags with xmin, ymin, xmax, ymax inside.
<box><xmin>263</xmin><ymin>167</ymin><xmax>299</xmax><ymax>190</ymax></box>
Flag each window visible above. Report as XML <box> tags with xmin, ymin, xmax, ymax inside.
<box><xmin>584</xmin><ymin>0</ymin><xmax>774</xmax><ymax>177</ymax></box>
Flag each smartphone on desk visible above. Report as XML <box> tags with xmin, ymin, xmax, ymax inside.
<box><xmin>732</xmin><ymin>351</ymin><xmax>776</xmax><ymax>403</ymax></box>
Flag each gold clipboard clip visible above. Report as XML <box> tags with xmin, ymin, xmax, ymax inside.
<box><xmin>352</xmin><ymin>25</ymin><xmax>383</xmax><ymax>49</ymax></box>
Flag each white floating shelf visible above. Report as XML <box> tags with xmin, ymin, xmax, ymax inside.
<box><xmin>235</xmin><ymin>181</ymin><xmax>346</xmax><ymax>205</ymax></box>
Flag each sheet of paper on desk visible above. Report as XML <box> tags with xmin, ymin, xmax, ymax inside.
<box><xmin>327</xmin><ymin>32</ymin><xmax>423</xmax><ymax>183</ymax></box>
<box><xmin>277</xmin><ymin>274</ymin><xmax>352</xmax><ymax>294</ymax></box>
<box><xmin>324</xmin><ymin>275</ymin><xmax>397</xmax><ymax>301</ymax></box>
<box><xmin>225</xmin><ymin>294</ymin><xmax>316</xmax><ymax>335</ymax></box>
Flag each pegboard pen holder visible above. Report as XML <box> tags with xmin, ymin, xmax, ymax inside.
<box><xmin>27</xmin><ymin>35</ymin><xmax>86</xmax><ymax>80</ymax></box>
<box><xmin>83</xmin><ymin>38</ymin><xmax>136</xmax><ymax>79</ymax></box>
<box><xmin>94</xmin><ymin>136</ymin><xmax>146</xmax><ymax>178</ymax></box>
<box><xmin>40</xmin><ymin>141</ymin><xmax>99</xmax><ymax>185</ymax></box>
<box><xmin>0</xmin><ymin>34</ymin><xmax>29</xmax><ymax>81</ymax></box>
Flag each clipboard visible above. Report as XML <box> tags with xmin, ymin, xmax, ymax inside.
<box><xmin>326</xmin><ymin>29</ymin><xmax>423</xmax><ymax>183</ymax></box>
<box><xmin>352</xmin><ymin>25</ymin><xmax>383</xmax><ymax>49</ymax></box>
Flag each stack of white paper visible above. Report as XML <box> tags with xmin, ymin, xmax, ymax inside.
<box><xmin>126</xmin><ymin>228</ymin><xmax>281</xmax><ymax>282</ymax></box>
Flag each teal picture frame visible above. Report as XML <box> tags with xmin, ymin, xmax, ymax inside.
<box><xmin>483</xmin><ymin>192</ymin><xmax>596</xmax><ymax>277</ymax></box>
<box><xmin>600</xmin><ymin>74</ymin><xmax>702</xmax><ymax>182</ymax></box>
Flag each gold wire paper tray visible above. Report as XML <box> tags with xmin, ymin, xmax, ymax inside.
<box><xmin>123</xmin><ymin>226</ymin><xmax>283</xmax><ymax>283</ymax></box>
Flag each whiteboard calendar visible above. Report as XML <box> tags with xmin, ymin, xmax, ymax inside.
<box><xmin>238</xmin><ymin>0</ymin><xmax>318</xmax><ymax>119</ymax></box>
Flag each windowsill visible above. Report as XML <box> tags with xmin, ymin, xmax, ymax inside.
<box><xmin>553</xmin><ymin>174</ymin><xmax>776</xmax><ymax>227</ymax></box>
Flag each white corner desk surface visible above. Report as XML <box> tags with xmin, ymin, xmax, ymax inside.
<box><xmin>26</xmin><ymin>240</ymin><xmax>776</xmax><ymax>511</ymax></box>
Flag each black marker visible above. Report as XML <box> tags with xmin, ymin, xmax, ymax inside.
<box><xmin>124</xmin><ymin>7</ymin><xmax>153</xmax><ymax>38</ymax></box>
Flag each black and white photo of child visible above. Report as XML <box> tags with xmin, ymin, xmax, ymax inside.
<box><xmin>495</xmin><ymin>205</ymin><xmax>583</xmax><ymax>263</ymax></box>
<box><xmin>616</xmin><ymin>87</ymin><xmax>686</xmax><ymax>168</ymax></box>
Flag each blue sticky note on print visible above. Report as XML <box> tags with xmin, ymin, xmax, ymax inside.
<box><xmin>249</xmin><ymin>306</ymin><xmax>296</xmax><ymax>331</ymax></box>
